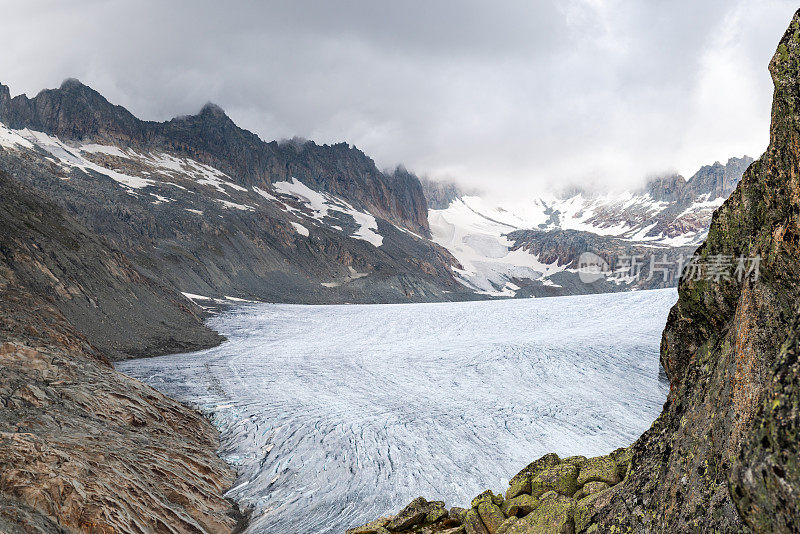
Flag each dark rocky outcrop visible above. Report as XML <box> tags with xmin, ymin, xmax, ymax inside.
<box><xmin>644</xmin><ymin>157</ymin><xmax>753</xmax><ymax>203</ymax></box>
<box><xmin>507</xmin><ymin>228</ymin><xmax>696</xmax><ymax>296</ymax></box>
<box><xmin>349</xmin><ymin>10</ymin><xmax>800</xmax><ymax>534</ymax></box>
<box><xmin>419</xmin><ymin>176</ymin><xmax>470</xmax><ymax>210</ymax></box>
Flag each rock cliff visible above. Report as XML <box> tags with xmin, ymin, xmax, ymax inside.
<box><xmin>348</xmin><ymin>10</ymin><xmax>800</xmax><ymax>534</ymax></box>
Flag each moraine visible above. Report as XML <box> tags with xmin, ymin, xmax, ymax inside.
<box><xmin>117</xmin><ymin>288</ymin><xmax>676</xmax><ymax>534</ymax></box>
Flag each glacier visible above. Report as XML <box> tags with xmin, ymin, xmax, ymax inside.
<box><xmin>116</xmin><ymin>288</ymin><xmax>676</xmax><ymax>533</ymax></box>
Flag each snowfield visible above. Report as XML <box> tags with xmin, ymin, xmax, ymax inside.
<box><xmin>429</xmin><ymin>192</ymin><xmax>725</xmax><ymax>295</ymax></box>
<box><xmin>117</xmin><ymin>289</ymin><xmax>675</xmax><ymax>534</ymax></box>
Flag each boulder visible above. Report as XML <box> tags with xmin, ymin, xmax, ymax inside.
<box><xmin>506</xmin><ymin>454</ymin><xmax>561</xmax><ymax>500</ymax></box>
<box><xmin>530</xmin><ymin>463</ymin><xmax>579</xmax><ymax>498</ymax></box>
<box><xmin>384</xmin><ymin>497</ymin><xmax>445</xmax><ymax>531</ymax></box>
<box><xmin>463</xmin><ymin>508</ymin><xmax>490</xmax><ymax>534</ymax></box>
<box><xmin>506</xmin><ymin>476</ymin><xmax>531</xmax><ymax>501</ymax></box>
<box><xmin>506</xmin><ymin>491</ymin><xmax>575</xmax><ymax>534</ymax></box>
<box><xmin>471</xmin><ymin>490</ymin><xmax>502</xmax><ymax>509</ymax></box>
<box><xmin>450</xmin><ymin>507</ymin><xmax>468</xmax><ymax>522</ymax></box>
<box><xmin>346</xmin><ymin>517</ymin><xmax>391</xmax><ymax>534</ymax></box>
<box><xmin>496</xmin><ymin>516</ymin><xmax>520</xmax><ymax>534</ymax></box>
<box><xmin>477</xmin><ymin>501</ymin><xmax>506</xmax><ymax>533</ymax></box>
<box><xmin>426</xmin><ymin>506</ymin><xmax>449</xmax><ymax>523</ymax></box>
<box><xmin>576</xmin><ymin>455</ymin><xmax>620</xmax><ymax>487</ymax></box>
<box><xmin>500</xmin><ymin>494</ymin><xmax>539</xmax><ymax>517</ymax></box>
<box><xmin>572</xmin><ymin>480</ymin><xmax>609</xmax><ymax>501</ymax></box>
<box><xmin>563</xmin><ymin>455</ymin><xmax>587</xmax><ymax>469</ymax></box>
<box><xmin>609</xmin><ymin>446</ymin><xmax>633</xmax><ymax>480</ymax></box>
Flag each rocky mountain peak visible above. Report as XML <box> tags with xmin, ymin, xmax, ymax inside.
<box><xmin>0</xmin><ymin>83</ymin><xmax>10</xmax><ymax>113</ymax></box>
<box><xmin>0</xmin><ymin>79</ymin><xmax>144</xmax><ymax>144</ymax></box>
<box><xmin>645</xmin><ymin>173</ymin><xmax>687</xmax><ymax>201</ymax></box>
<box><xmin>59</xmin><ymin>77</ymin><xmax>88</xmax><ymax>91</ymax></box>
<box><xmin>198</xmin><ymin>101</ymin><xmax>233</xmax><ymax>122</ymax></box>
<box><xmin>686</xmin><ymin>155</ymin><xmax>753</xmax><ymax>200</ymax></box>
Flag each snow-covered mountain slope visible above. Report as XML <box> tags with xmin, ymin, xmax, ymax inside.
<box><xmin>0</xmin><ymin>90</ymin><xmax>471</xmax><ymax>304</ymax></box>
<box><xmin>0</xmin><ymin>122</ymin><xmax>396</xmax><ymax>248</ymax></box>
<box><xmin>428</xmin><ymin>157</ymin><xmax>752</xmax><ymax>296</ymax></box>
<box><xmin>429</xmin><ymin>198</ymin><xmax>569</xmax><ymax>296</ymax></box>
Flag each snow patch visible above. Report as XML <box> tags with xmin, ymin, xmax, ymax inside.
<box><xmin>272</xmin><ymin>178</ymin><xmax>383</xmax><ymax>247</ymax></box>
<box><xmin>216</xmin><ymin>199</ymin><xmax>254</xmax><ymax>211</ymax></box>
<box><xmin>290</xmin><ymin>221</ymin><xmax>310</xmax><ymax>236</ymax></box>
<box><xmin>429</xmin><ymin>199</ymin><xmax>567</xmax><ymax>296</ymax></box>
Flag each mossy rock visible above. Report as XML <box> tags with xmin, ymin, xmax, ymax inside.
<box><xmin>506</xmin><ymin>491</ymin><xmax>575</xmax><ymax>534</ymax></box>
<box><xmin>530</xmin><ymin>463</ymin><xmax>579</xmax><ymax>498</ymax></box>
<box><xmin>385</xmin><ymin>497</ymin><xmax>445</xmax><ymax>531</ymax></box>
<box><xmin>496</xmin><ymin>516</ymin><xmax>520</xmax><ymax>534</ymax></box>
<box><xmin>477</xmin><ymin>501</ymin><xmax>506</xmax><ymax>533</ymax></box>
<box><xmin>500</xmin><ymin>494</ymin><xmax>539</xmax><ymax>517</ymax></box>
<box><xmin>609</xmin><ymin>446</ymin><xmax>633</xmax><ymax>479</ymax></box>
<box><xmin>426</xmin><ymin>506</ymin><xmax>449</xmax><ymax>524</ymax></box>
<box><xmin>449</xmin><ymin>507</ymin><xmax>468</xmax><ymax>523</ymax></box>
<box><xmin>573</xmin><ymin>487</ymin><xmax>613</xmax><ymax>532</ymax></box>
<box><xmin>506</xmin><ymin>475</ymin><xmax>531</xmax><ymax>501</ymax></box>
<box><xmin>576</xmin><ymin>455</ymin><xmax>620</xmax><ymax>487</ymax></box>
<box><xmin>471</xmin><ymin>490</ymin><xmax>502</xmax><ymax>509</ymax></box>
<box><xmin>462</xmin><ymin>508</ymin><xmax>490</xmax><ymax>534</ymax></box>
<box><xmin>346</xmin><ymin>517</ymin><xmax>390</xmax><ymax>534</ymax></box>
<box><xmin>574</xmin><ymin>480</ymin><xmax>610</xmax><ymax>501</ymax></box>
<box><xmin>563</xmin><ymin>455</ymin><xmax>587</xmax><ymax>469</ymax></box>
<box><xmin>508</xmin><ymin>453</ymin><xmax>561</xmax><ymax>487</ymax></box>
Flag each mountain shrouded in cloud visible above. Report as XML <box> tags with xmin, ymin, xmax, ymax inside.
<box><xmin>0</xmin><ymin>1</ymin><xmax>794</xmax><ymax>197</ymax></box>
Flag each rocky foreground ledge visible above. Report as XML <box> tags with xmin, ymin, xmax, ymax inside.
<box><xmin>348</xmin><ymin>449</ymin><xmax>633</xmax><ymax>534</ymax></box>
<box><xmin>350</xmin><ymin>10</ymin><xmax>800</xmax><ymax>534</ymax></box>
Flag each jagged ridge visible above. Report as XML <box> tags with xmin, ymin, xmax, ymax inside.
<box><xmin>0</xmin><ymin>79</ymin><xmax>429</xmax><ymax>235</ymax></box>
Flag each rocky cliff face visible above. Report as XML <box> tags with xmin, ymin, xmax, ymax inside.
<box><xmin>0</xmin><ymin>172</ymin><xmax>242</xmax><ymax>532</ymax></box>
<box><xmin>644</xmin><ymin>157</ymin><xmax>752</xmax><ymax>203</ymax></box>
<box><xmin>0</xmin><ymin>171</ymin><xmax>222</xmax><ymax>360</ymax></box>
<box><xmin>419</xmin><ymin>176</ymin><xmax>470</xmax><ymax>210</ymax></box>
<box><xmin>348</xmin><ymin>10</ymin><xmax>800</xmax><ymax>534</ymax></box>
<box><xmin>590</xmin><ymin>13</ymin><xmax>800</xmax><ymax>532</ymax></box>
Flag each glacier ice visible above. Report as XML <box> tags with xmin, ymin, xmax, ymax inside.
<box><xmin>116</xmin><ymin>288</ymin><xmax>676</xmax><ymax>533</ymax></box>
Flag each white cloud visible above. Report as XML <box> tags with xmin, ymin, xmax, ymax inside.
<box><xmin>0</xmin><ymin>0</ymin><xmax>795</xmax><ymax>198</ymax></box>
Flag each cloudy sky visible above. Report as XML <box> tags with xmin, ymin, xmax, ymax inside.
<box><xmin>1</xmin><ymin>1</ymin><xmax>797</xmax><ymax>197</ymax></box>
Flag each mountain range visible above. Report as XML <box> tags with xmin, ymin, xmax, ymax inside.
<box><xmin>428</xmin><ymin>157</ymin><xmax>752</xmax><ymax>296</ymax></box>
<box><xmin>0</xmin><ymin>79</ymin><xmax>751</xmax><ymax>316</ymax></box>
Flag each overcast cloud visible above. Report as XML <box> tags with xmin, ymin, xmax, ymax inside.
<box><xmin>1</xmin><ymin>0</ymin><xmax>796</xmax><ymax>197</ymax></box>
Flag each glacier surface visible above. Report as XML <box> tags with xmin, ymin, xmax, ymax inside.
<box><xmin>117</xmin><ymin>289</ymin><xmax>676</xmax><ymax>533</ymax></box>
